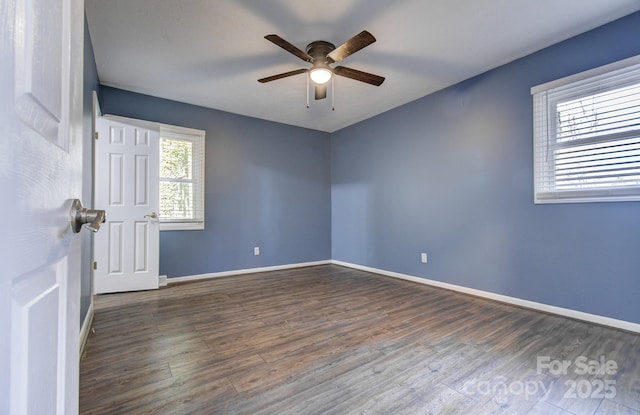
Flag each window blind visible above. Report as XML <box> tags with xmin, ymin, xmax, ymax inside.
<box><xmin>159</xmin><ymin>125</ymin><xmax>205</xmax><ymax>230</ymax></box>
<box><xmin>532</xmin><ymin>55</ymin><xmax>640</xmax><ymax>203</ymax></box>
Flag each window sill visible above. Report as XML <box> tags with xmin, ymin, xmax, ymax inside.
<box><xmin>160</xmin><ymin>222</ymin><xmax>204</xmax><ymax>231</ymax></box>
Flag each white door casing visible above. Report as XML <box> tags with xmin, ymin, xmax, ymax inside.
<box><xmin>0</xmin><ymin>0</ymin><xmax>84</xmax><ymax>414</ymax></box>
<box><xmin>94</xmin><ymin>116</ymin><xmax>160</xmax><ymax>294</ymax></box>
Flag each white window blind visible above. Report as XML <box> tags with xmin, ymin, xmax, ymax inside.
<box><xmin>532</xmin><ymin>55</ymin><xmax>640</xmax><ymax>203</ymax></box>
<box><xmin>159</xmin><ymin>125</ymin><xmax>205</xmax><ymax>230</ymax></box>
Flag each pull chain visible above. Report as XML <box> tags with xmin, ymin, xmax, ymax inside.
<box><xmin>331</xmin><ymin>76</ymin><xmax>335</xmax><ymax>111</ymax></box>
<box><xmin>306</xmin><ymin>74</ymin><xmax>310</xmax><ymax>108</ymax></box>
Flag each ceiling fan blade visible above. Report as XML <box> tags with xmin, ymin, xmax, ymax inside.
<box><xmin>327</xmin><ymin>30</ymin><xmax>376</xmax><ymax>63</ymax></box>
<box><xmin>315</xmin><ymin>84</ymin><xmax>327</xmax><ymax>100</ymax></box>
<box><xmin>258</xmin><ymin>68</ymin><xmax>308</xmax><ymax>83</ymax></box>
<box><xmin>333</xmin><ymin>66</ymin><xmax>385</xmax><ymax>86</ymax></box>
<box><xmin>265</xmin><ymin>34</ymin><xmax>313</xmax><ymax>62</ymax></box>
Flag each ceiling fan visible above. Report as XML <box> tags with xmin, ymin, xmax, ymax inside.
<box><xmin>258</xmin><ymin>30</ymin><xmax>385</xmax><ymax>102</ymax></box>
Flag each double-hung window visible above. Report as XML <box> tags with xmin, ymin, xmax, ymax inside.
<box><xmin>159</xmin><ymin>125</ymin><xmax>205</xmax><ymax>230</ymax></box>
<box><xmin>532</xmin><ymin>55</ymin><xmax>640</xmax><ymax>203</ymax></box>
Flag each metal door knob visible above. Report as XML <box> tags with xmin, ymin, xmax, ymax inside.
<box><xmin>70</xmin><ymin>199</ymin><xmax>106</xmax><ymax>233</ymax></box>
<box><xmin>144</xmin><ymin>212</ymin><xmax>158</xmax><ymax>219</ymax></box>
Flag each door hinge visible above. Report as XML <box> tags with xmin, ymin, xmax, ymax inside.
<box><xmin>93</xmin><ymin>132</ymin><xmax>99</xmax><ymax>140</ymax></box>
<box><xmin>93</xmin><ymin>261</ymin><xmax>97</xmax><ymax>270</ymax></box>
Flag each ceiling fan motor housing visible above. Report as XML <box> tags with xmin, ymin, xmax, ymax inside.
<box><xmin>306</xmin><ymin>41</ymin><xmax>336</xmax><ymax>63</ymax></box>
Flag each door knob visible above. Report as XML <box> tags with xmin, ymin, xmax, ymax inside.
<box><xmin>70</xmin><ymin>199</ymin><xmax>106</xmax><ymax>233</ymax></box>
<box><xmin>144</xmin><ymin>212</ymin><xmax>158</xmax><ymax>219</ymax></box>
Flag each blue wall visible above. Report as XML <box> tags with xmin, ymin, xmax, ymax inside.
<box><xmin>331</xmin><ymin>12</ymin><xmax>640</xmax><ymax>324</ymax></box>
<box><xmin>99</xmin><ymin>87</ymin><xmax>332</xmax><ymax>277</ymax></box>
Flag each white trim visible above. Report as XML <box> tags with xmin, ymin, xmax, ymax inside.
<box><xmin>158</xmin><ymin>125</ymin><xmax>206</xmax><ymax>231</ymax></box>
<box><xmin>331</xmin><ymin>260</ymin><xmax>640</xmax><ymax>334</ymax></box>
<box><xmin>92</xmin><ymin>90</ymin><xmax>101</xmax><ymax>118</ymax></box>
<box><xmin>167</xmin><ymin>260</ymin><xmax>332</xmax><ymax>284</ymax></box>
<box><xmin>160</xmin><ymin>123</ymin><xmax>205</xmax><ymax>138</ymax></box>
<box><xmin>159</xmin><ymin>221</ymin><xmax>204</xmax><ymax>231</ymax></box>
<box><xmin>531</xmin><ymin>54</ymin><xmax>640</xmax><ymax>94</ymax></box>
<box><xmin>79</xmin><ymin>302</ymin><xmax>94</xmax><ymax>359</ymax></box>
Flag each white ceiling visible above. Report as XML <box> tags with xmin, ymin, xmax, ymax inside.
<box><xmin>85</xmin><ymin>0</ymin><xmax>640</xmax><ymax>133</ymax></box>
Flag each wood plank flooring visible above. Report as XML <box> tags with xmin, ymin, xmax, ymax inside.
<box><xmin>80</xmin><ymin>265</ymin><xmax>640</xmax><ymax>414</ymax></box>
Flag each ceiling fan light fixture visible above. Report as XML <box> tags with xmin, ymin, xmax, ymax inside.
<box><xmin>309</xmin><ymin>67</ymin><xmax>332</xmax><ymax>85</ymax></box>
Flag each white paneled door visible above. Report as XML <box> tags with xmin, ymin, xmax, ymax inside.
<box><xmin>0</xmin><ymin>0</ymin><xmax>84</xmax><ymax>413</ymax></box>
<box><xmin>94</xmin><ymin>116</ymin><xmax>160</xmax><ymax>294</ymax></box>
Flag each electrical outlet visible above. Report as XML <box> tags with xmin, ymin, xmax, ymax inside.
<box><xmin>421</xmin><ymin>253</ymin><xmax>427</xmax><ymax>263</ymax></box>
<box><xmin>254</xmin><ymin>247</ymin><xmax>260</xmax><ymax>256</ymax></box>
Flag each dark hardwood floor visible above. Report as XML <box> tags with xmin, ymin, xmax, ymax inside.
<box><xmin>80</xmin><ymin>265</ymin><xmax>640</xmax><ymax>414</ymax></box>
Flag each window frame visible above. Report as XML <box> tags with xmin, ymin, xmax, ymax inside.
<box><xmin>159</xmin><ymin>124</ymin><xmax>205</xmax><ymax>231</ymax></box>
<box><xmin>531</xmin><ymin>55</ymin><xmax>640</xmax><ymax>204</ymax></box>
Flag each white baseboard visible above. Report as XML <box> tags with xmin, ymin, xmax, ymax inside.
<box><xmin>167</xmin><ymin>260</ymin><xmax>332</xmax><ymax>284</ymax></box>
<box><xmin>79</xmin><ymin>301</ymin><xmax>94</xmax><ymax>358</ymax></box>
<box><xmin>331</xmin><ymin>260</ymin><xmax>640</xmax><ymax>334</ymax></box>
<box><xmin>162</xmin><ymin>258</ymin><xmax>639</xmax><ymax>333</ymax></box>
